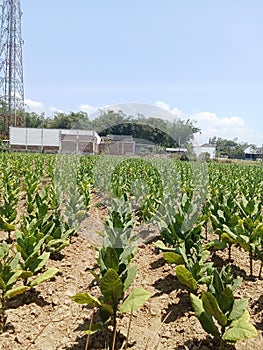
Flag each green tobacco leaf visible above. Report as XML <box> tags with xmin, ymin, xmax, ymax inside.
<box><xmin>228</xmin><ymin>298</ymin><xmax>248</xmax><ymax>322</ymax></box>
<box><xmin>100</xmin><ymin>302</ymin><xmax>114</xmax><ymax>315</ymax></box>
<box><xmin>0</xmin><ymin>216</ymin><xmax>15</xmax><ymax>232</ymax></box>
<box><xmin>100</xmin><ymin>268</ymin><xmax>124</xmax><ymax>307</ymax></box>
<box><xmin>122</xmin><ymin>265</ymin><xmax>138</xmax><ymax>291</ymax></box>
<box><xmin>30</xmin><ymin>268</ymin><xmax>59</xmax><ymax>287</ymax></box>
<box><xmin>176</xmin><ymin>265</ymin><xmax>198</xmax><ymax>292</ymax></box>
<box><xmin>163</xmin><ymin>252</ymin><xmax>185</xmax><ymax>265</ymax></box>
<box><xmin>222</xmin><ymin>310</ymin><xmax>258</xmax><ymax>342</ymax></box>
<box><xmin>0</xmin><ymin>277</ymin><xmax>6</xmax><ymax>290</ymax></box>
<box><xmin>221</xmin><ymin>232</ymin><xmax>237</xmax><ymax>245</ymax></box>
<box><xmin>0</xmin><ymin>241</ymin><xmax>9</xmax><ymax>258</ymax></box>
<box><xmin>71</xmin><ymin>293</ymin><xmax>101</xmax><ymax>307</ymax></box>
<box><xmin>20</xmin><ymin>271</ymin><xmax>34</xmax><ymax>279</ymax></box>
<box><xmin>9</xmin><ymin>253</ymin><xmax>21</xmax><ymax>271</ymax></box>
<box><xmin>103</xmin><ymin>247</ymin><xmax>119</xmax><ymax>272</ymax></box>
<box><xmin>85</xmin><ymin>323</ymin><xmax>103</xmax><ymax>335</ymax></box>
<box><xmin>219</xmin><ymin>287</ymin><xmax>234</xmax><ymax>314</ymax></box>
<box><xmin>190</xmin><ymin>293</ymin><xmax>220</xmax><ymax>337</ymax></box>
<box><xmin>25</xmin><ymin>252</ymin><xmax>50</xmax><ymax>273</ymax></box>
<box><xmin>202</xmin><ymin>291</ymin><xmax>227</xmax><ymax>326</ymax></box>
<box><xmin>119</xmin><ymin>288</ymin><xmax>151</xmax><ymax>313</ymax></box>
<box><xmin>46</xmin><ymin>239</ymin><xmax>70</xmax><ymax>252</ymax></box>
<box><xmin>154</xmin><ymin>240</ymin><xmax>174</xmax><ymax>251</ymax></box>
<box><xmin>6</xmin><ymin>270</ymin><xmax>23</xmax><ymax>288</ymax></box>
<box><xmin>5</xmin><ymin>286</ymin><xmax>30</xmax><ymax>299</ymax></box>
<box><xmin>204</xmin><ymin>239</ymin><xmax>227</xmax><ymax>250</ymax></box>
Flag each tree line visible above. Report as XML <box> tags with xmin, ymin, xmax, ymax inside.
<box><xmin>23</xmin><ymin>109</ymin><xmax>199</xmax><ymax>148</ymax></box>
<box><xmin>0</xmin><ymin>102</ymin><xmax>258</xmax><ymax>155</ymax></box>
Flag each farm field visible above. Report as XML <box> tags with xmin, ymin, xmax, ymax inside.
<box><xmin>0</xmin><ymin>153</ymin><xmax>262</xmax><ymax>350</ymax></box>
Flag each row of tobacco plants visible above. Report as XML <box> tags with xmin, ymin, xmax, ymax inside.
<box><xmin>0</xmin><ymin>152</ymin><xmax>262</xmax><ymax>349</ymax></box>
<box><xmin>0</xmin><ymin>153</ymin><xmax>92</xmax><ymax>333</ymax></box>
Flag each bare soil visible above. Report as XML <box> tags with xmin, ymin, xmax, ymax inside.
<box><xmin>0</xmin><ymin>203</ymin><xmax>262</xmax><ymax>350</ymax></box>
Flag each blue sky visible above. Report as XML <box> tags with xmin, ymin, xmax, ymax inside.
<box><xmin>21</xmin><ymin>0</ymin><xmax>263</xmax><ymax>145</ymax></box>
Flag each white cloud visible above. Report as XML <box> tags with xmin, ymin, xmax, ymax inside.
<box><xmin>151</xmin><ymin>102</ymin><xmax>261</xmax><ymax>146</ymax></box>
<box><xmin>191</xmin><ymin>111</ymin><xmax>261</xmax><ymax>146</ymax></box>
<box><xmin>154</xmin><ymin>101</ymin><xmax>182</xmax><ymax>117</ymax></box>
<box><xmin>49</xmin><ymin>106</ymin><xmax>64</xmax><ymax>114</ymax></box>
<box><xmin>24</xmin><ymin>99</ymin><xmax>45</xmax><ymax>114</ymax></box>
<box><xmin>79</xmin><ymin>104</ymin><xmax>97</xmax><ymax>115</ymax></box>
<box><xmin>25</xmin><ymin>98</ymin><xmax>66</xmax><ymax>116</ymax></box>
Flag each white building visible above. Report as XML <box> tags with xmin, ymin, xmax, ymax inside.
<box><xmin>9</xmin><ymin>127</ymin><xmax>101</xmax><ymax>154</ymax></box>
<box><xmin>193</xmin><ymin>144</ymin><xmax>216</xmax><ymax>158</ymax></box>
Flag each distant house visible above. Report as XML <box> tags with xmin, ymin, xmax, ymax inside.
<box><xmin>244</xmin><ymin>146</ymin><xmax>262</xmax><ymax>160</ymax></box>
<box><xmin>193</xmin><ymin>143</ymin><xmax>216</xmax><ymax>159</ymax></box>
<box><xmin>100</xmin><ymin>135</ymin><xmax>155</xmax><ymax>155</ymax></box>
<box><xmin>9</xmin><ymin>127</ymin><xmax>101</xmax><ymax>154</ymax></box>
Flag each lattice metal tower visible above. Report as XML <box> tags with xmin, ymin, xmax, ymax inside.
<box><xmin>0</xmin><ymin>0</ymin><xmax>24</xmax><ymax>137</ymax></box>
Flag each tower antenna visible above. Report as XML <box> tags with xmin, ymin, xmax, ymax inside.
<box><xmin>0</xmin><ymin>0</ymin><xmax>25</xmax><ymax>138</ymax></box>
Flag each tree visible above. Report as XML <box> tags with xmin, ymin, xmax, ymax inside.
<box><xmin>92</xmin><ymin>111</ymin><xmax>200</xmax><ymax>147</ymax></box>
<box><xmin>169</xmin><ymin>119</ymin><xmax>200</xmax><ymax>146</ymax></box>
<box><xmin>215</xmin><ymin>138</ymin><xmax>249</xmax><ymax>158</ymax></box>
<box><xmin>48</xmin><ymin>111</ymin><xmax>91</xmax><ymax>129</ymax></box>
<box><xmin>25</xmin><ymin>112</ymin><xmax>45</xmax><ymax>128</ymax></box>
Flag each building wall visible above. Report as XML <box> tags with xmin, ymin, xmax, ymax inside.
<box><xmin>9</xmin><ymin>127</ymin><xmax>101</xmax><ymax>154</ymax></box>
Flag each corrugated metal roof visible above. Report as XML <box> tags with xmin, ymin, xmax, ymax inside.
<box><xmin>244</xmin><ymin>146</ymin><xmax>260</xmax><ymax>155</ymax></box>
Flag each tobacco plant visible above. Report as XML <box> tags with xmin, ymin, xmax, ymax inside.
<box><xmin>15</xmin><ymin>227</ymin><xmax>59</xmax><ymax>287</ymax></box>
<box><xmin>0</xmin><ymin>242</ymin><xmax>29</xmax><ymax>333</ymax></box>
<box><xmin>190</xmin><ymin>266</ymin><xmax>257</xmax><ymax>348</ymax></box>
<box><xmin>222</xmin><ymin>195</ymin><xmax>263</xmax><ymax>278</ymax></box>
<box><xmin>0</xmin><ymin>167</ymin><xmax>20</xmax><ymax>239</ymax></box>
<box><xmin>72</xmin><ymin>198</ymin><xmax>150</xmax><ymax>348</ymax></box>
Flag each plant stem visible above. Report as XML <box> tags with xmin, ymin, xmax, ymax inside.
<box><xmin>0</xmin><ymin>294</ymin><xmax>6</xmax><ymax>334</ymax></box>
<box><xmin>85</xmin><ymin>308</ymin><xmax>95</xmax><ymax>350</ymax></box>
<box><xmin>259</xmin><ymin>260</ymin><xmax>262</xmax><ymax>279</ymax></box>
<box><xmin>125</xmin><ymin>312</ymin><xmax>133</xmax><ymax>350</ymax></box>
<box><xmin>228</xmin><ymin>244</ymin><xmax>231</xmax><ymax>262</ymax></box>
<box><xmin>111</xmin><ymin>315</ymin><xmax>117</xmax><ymax>350</ymax></box>
<box><xmin>249</xmin><ymin>248</ymin><xmax>253</xmax><ymax>278</ymax></box>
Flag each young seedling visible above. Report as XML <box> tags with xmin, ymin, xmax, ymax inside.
<box><xmin>71</xmin><ymin>268</ymin><xmax>150</xmax><ymax>349</ymax></box>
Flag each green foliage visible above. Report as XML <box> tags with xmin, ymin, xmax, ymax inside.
<box><xmin>110</xmin><ymin>158</ymin><xmax>163</xmax><ymax>222</ymax></box>
<box><xmin>0</xmin><ymin>242</ymin><xmax>29</xmax><ymax>332</ymax></box>
<box><xmin>190</xmin><ymin>265</ymin><xmax>257</xmax><ymax>347</ymax></box>
<box><xmin>215</xmin><ymin>137</ymin><xmax>249</xmax><ymax>158</ymax></box>
<box><xmin>176</xmin><ymin>265</ymin><xmax>198</xmax><ymax>292</ymax></box>
<box><xmin>72</xmin><ymin>195</ymin><xmax>150</xmax><ymax>346</ymax></box>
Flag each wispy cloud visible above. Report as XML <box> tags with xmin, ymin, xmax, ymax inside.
<box><xmin>25</xmin><ymin>98</ymin><xmax>65</xmax><ymax>116</ymax></box>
